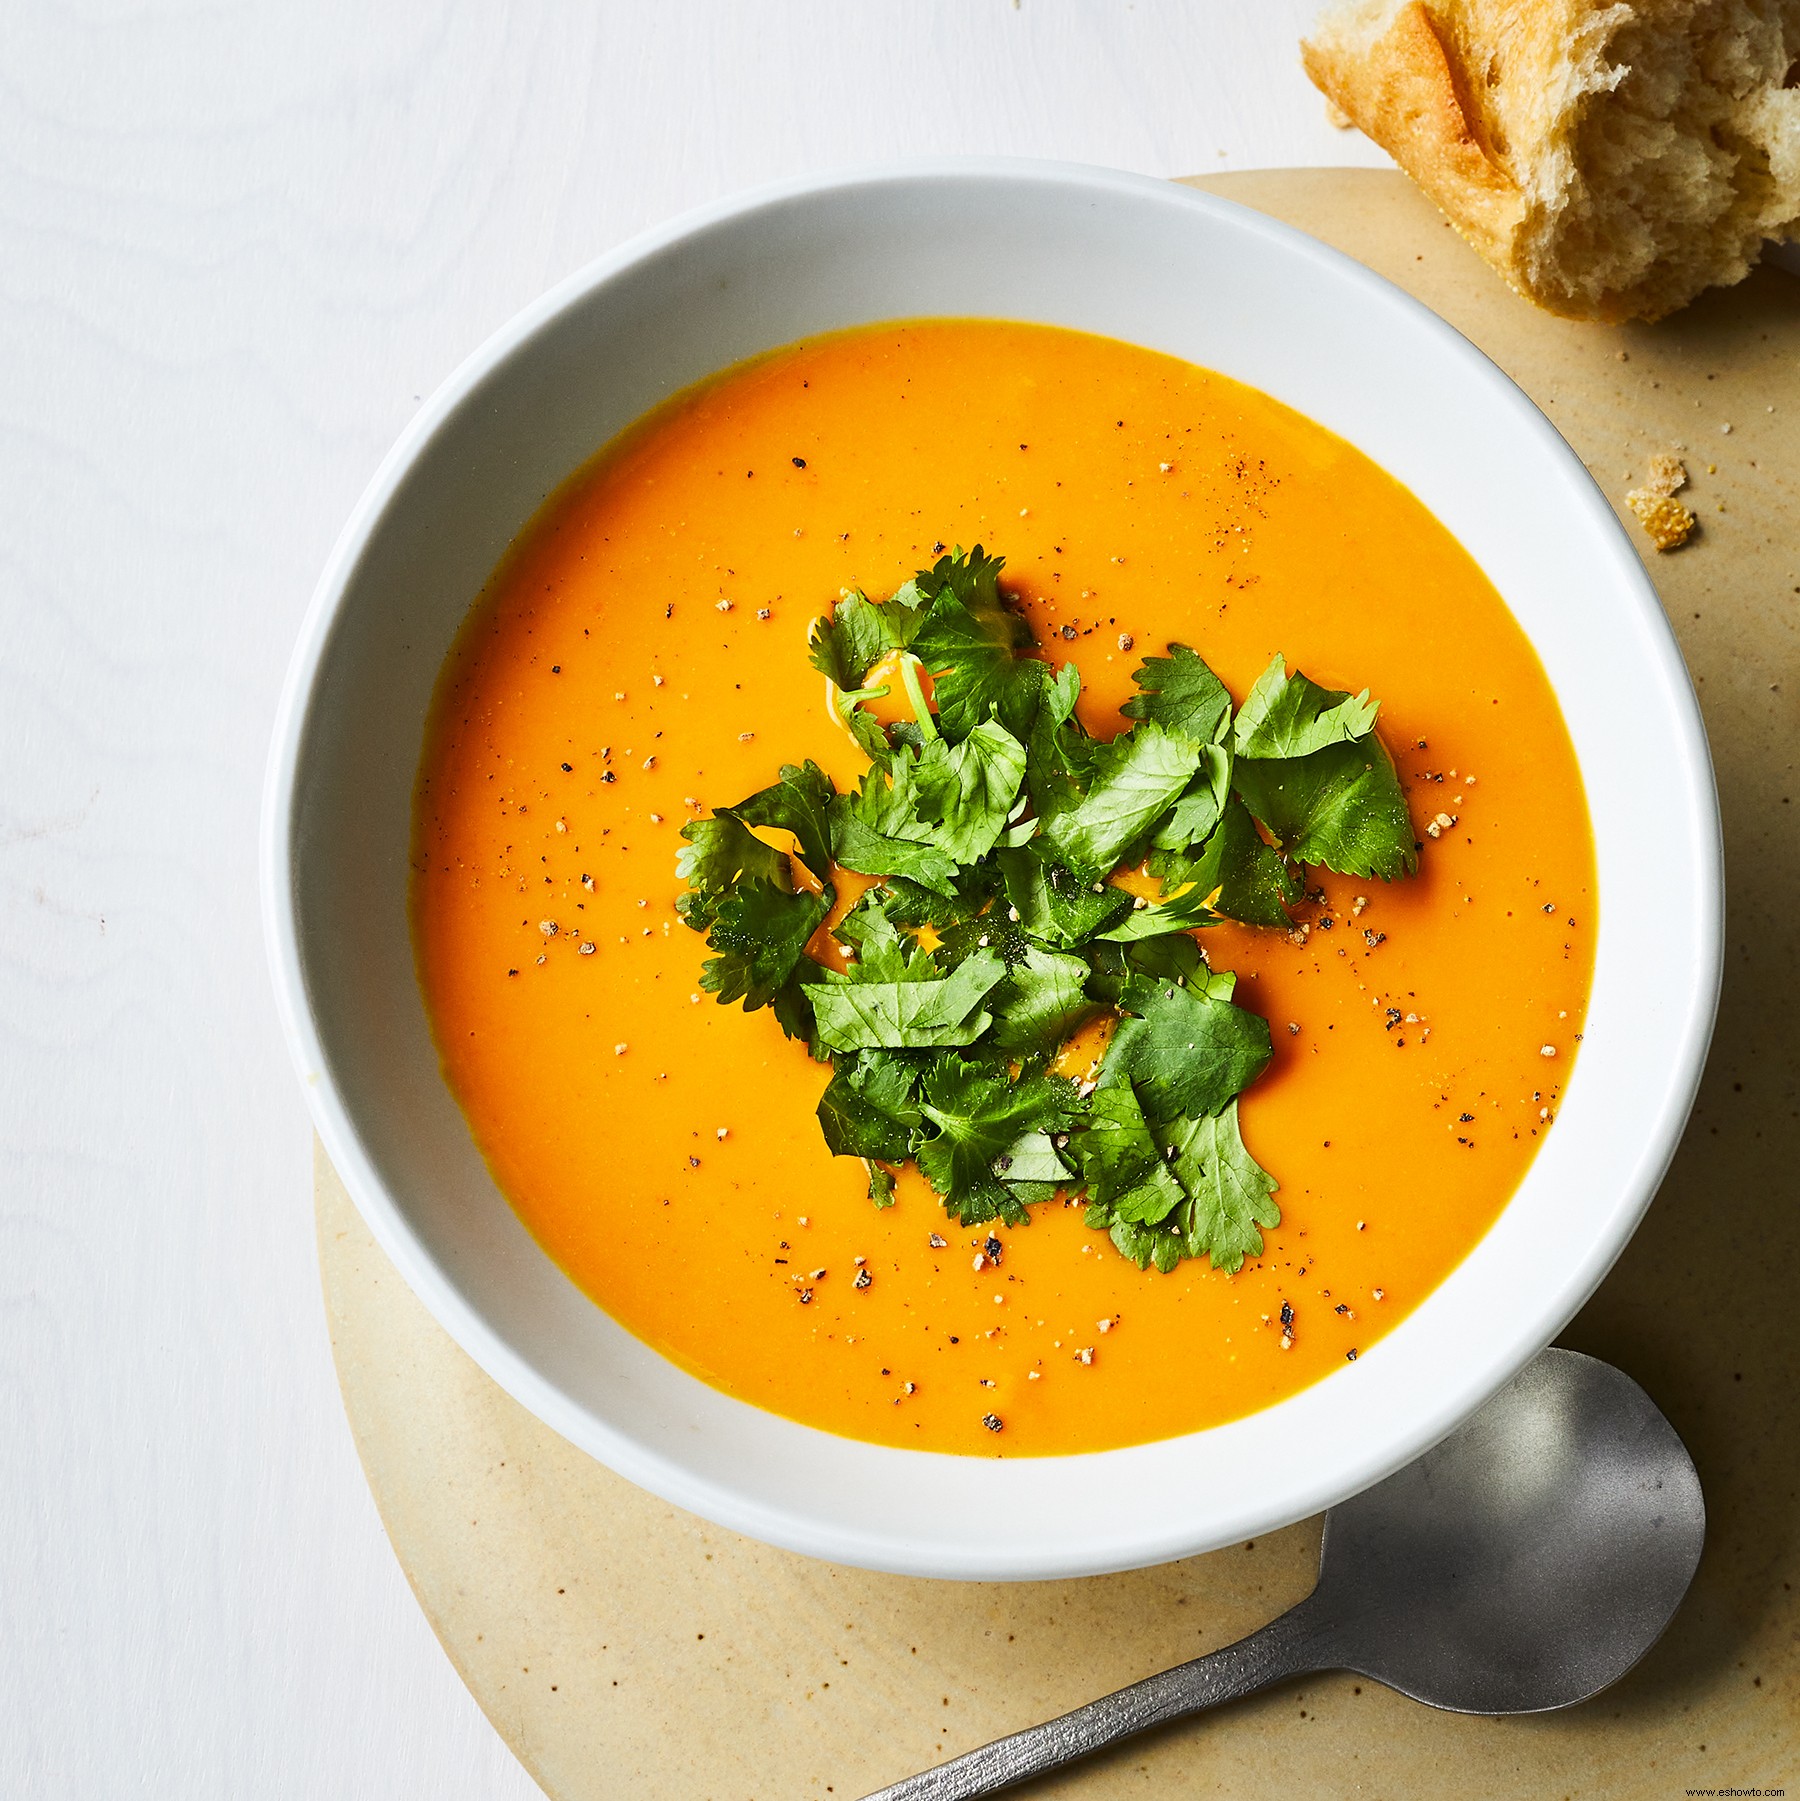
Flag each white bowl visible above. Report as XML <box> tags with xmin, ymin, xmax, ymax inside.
<box><xmin>263</xmin><ymin>159</ymin><xmax>1721</xmax><ymax>1581</ymax></box>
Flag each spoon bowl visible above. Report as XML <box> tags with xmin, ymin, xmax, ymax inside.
<box><xmin>866</xmin><ymin>1349</ymin><xmax>1705</xmax><ymax>1798</ymax></box>
<box><xmin>1319</xmin><ymin>1348</ymin><xmax>1705</xmax><ymax>1713</ymax></box>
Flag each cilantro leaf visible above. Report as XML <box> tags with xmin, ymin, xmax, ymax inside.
<box><xmin>1024</xmin><ymin>660</ymin><xmax>1092</xmax><ymax>822</ymax></box>
<box><xmin>827</xmin><ymin>753</ymin><xmax>960</xmax><ymax>894</ymax></box>
<box><xmin>771</xmin><ymin>977</ymin><xmax>824</xmax><ymax>1048</ymax></box>
<box><xmin>843</xmin><ymin>702</ymin><xmax>895</xmax><ymax>760</ymax></box>
<box><xmin>1098</xmin><ymin>970</ymin><xmax>1272</xmax><ymax>1124</ymax></box>
<box><xmin>1111</xmin><ymin>1163</ymin><xmax>1188</xmax><ymax>1228</ymax></box>
<box><xmin>909</xmin><ymin>548</ymin><xmax>1051</xmax><ymax>743</ymax></box>
<box><xmin>1100</xmin><ymin>1178</ymin><xmax>1195</xmax><ymax>1273</ymax></box>
<box><xmin>989</xmin><ymin>943</ymin><xmax>1101</xmax><ymax>1058</ymax></box>
<box><xmin>911</xmin><ymin>719</ymin><xmax>1030</xmax><ymax>864</ymax></box>
<box><xmin>1074</xmin><ymin>1081</ymin><xmax>1192</xmax><ymax>1271</ymax></box>
<box><xmin>1165</xmin><ymin>1100</ymin><xmax>1280</xmax><ymax>1273</ymax></box>
<box><xmin>1122</xmin><ymin>644</ymin><xmax>1232</xmax><ymax>747</ymax></box>
<box><xmin>1070</xmin><ymin>1081</ymin><xmax>1162</xmax><ymax>1206</ymax></box>
<box><xmin>675</xmin><ymin>813</ymin><xmax>791</xmax><ymax>922</ymax></box>
<box><xmin>843</xmin><ymin>747</ymin><xmax>933</xmax><ymax>839</ymax></box>
<box><xmin>880</xmin><ymin>865</ymin><xmax>1004</xmax><ymax>933</ymax></box>
<box><xmin>807</xmin><ymin>584</ymin><xmax>928</xmax><ymax>690</ymax></box>
<box><xmin>1149</xmin><ymin>742</ymin><xmax>1233</xmax><ymax>853</ymax></box>
<box><xmin>833</xmin><ymin>896</ymin><xmax>940</xmax><ymax>981</ymax></box>
<box><xmin>1152</xmin><ymin>794</ymin><xmax>1300</xmax><ymax>928</ymax></box>
<box><xmin>697</xmin><ymin>879</ymin><xmax>831</xmax><ymax>1017</ymax></box>
<box><xmin>725</xmin><ymin>761</ymin><xmax>837</xmax><ymax>882</ymax></box>
<box><xmin>1233</xmin><ymin>656</ymin><xmax>1380</xmax><ymax>759</ymax></box>
<box><xmin>992</xmin><ymin>1130</ymin><xmax>1072</xmax><ymax>1205</ymax></box>
<box><xmin>809</xmin><ymin>583</ymin><xmax>938</xmax><ymax>753</ymax></box>
<box><xmin>997</xmin><ymin>847</ymin><xmax>1135</xmax><ymax>947</ymax></box>
<box><xmin>915</xmin><ymin>1058</ymin><xmax>1082</xmax><ymax>1226</ymax></box>
<box><xmin>1039</xmin><ymin>722</ymin><xmax>1202</xmax><ymax>881</ymax></box>
<box><xmin>1094</xmin><ymin>882</ymin><xmax>1217</xmax><ymax>942</ymax></box>
<box><xmin>811</xmin><ymin>948</ymin><xmax>1007</xmax><ymax>1052</ymax></box>
<box><xmin>817</xmin><ymin>1052</ymin><xmax>924</xmax><ymax>1161</ymax></box>
<box><xmin>1084</xmin><ymin>929</ymin><xmax>1208</xmax><ymax>1006</ymax></box>
<box><xmin>917</xmin><ymin>545</ymin><xmax>1008</xmax><ymax>615</ymax></box>
<box><xmin>1232</xmin><ymin>735</ymin><xmax>1418</xmax><ymax>881</ymax></box>
<box><xmin>828</xmin><ymin>807</ymin><xmax>961</xmax><ymax>894</ymax></box>
<box><xmin>929</xmin><ymin>902</ymin><xmax>1034</xmax><ymax>976</ymax></box>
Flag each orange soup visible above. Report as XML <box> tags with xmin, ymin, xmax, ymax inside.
<box><xmin>411</xmin><ymin>320</ymin><xmax>1594</xmax><ymax>1456</ymax></box>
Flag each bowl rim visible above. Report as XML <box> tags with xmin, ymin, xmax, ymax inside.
<box><xmin>262</xmin><ymin>155</ymin><xmax>1723</xmax><ymax>1579</ymax></box>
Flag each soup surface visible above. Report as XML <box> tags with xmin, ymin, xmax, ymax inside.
<box><xmin>412</xmin><ymin>320</ymin><xmax>1594</xmax><ymax>1456</ymax></box>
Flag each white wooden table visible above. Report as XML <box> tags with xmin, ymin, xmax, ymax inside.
<box><xmin>0</xmin><ymin>6</ymin><xmax>1388</xmax><ymax>1793</ymax></box>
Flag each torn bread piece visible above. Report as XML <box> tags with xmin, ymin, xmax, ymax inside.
<box><xmin>1628</xmin><ymin>451</ymin><xmax>1698</xmax><ymax>549</ymax></box>
<box><xmin>1302</xmin><ymin>0</ymin><xmax>1800</xmax><ymax>322</ymax></box>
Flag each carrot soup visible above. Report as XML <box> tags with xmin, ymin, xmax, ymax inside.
<box><xmin>410</xmin><ymin>319</ymin><xmax>1594</xmax><ymax>1457</ymax></box>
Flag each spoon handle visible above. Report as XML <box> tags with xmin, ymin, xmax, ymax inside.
<box><xmin>858</xmin><ymin>1597</ymin><xmax>1329</xmax><ymax>1800</ymax></box>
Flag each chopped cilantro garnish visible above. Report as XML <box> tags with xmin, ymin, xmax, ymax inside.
<box><xmin>988</xmin><ymin>943</ymin><xmax>1100</xmax><ymax>1058</ymax></box>
<box><xmin>1097</xmin><ymin>969</ymin><xmax>1273</xmax><ymax>1123</ymax></box>
<box><xmin>911</xmin><ymin>720</ymin><xmax>1030</xmax><ymax>864</ymax></box>
<box><xmin>1151</xmin><ymin>794</ymin><xmax>1302</xmax><ymax>930</ymax></box>
<box><xmin>1039</xmin><ymin>722</ymin><xmax>1202</xmax><ymax>881</ymax></box>
<box><xmin>1232</xmin><ymin>655</ymin><xmax>1380</xmax><ymax>760</ymax></box>
<box><xmin>1120</xmin><ymin>643</ymin><xmax>1234</xmax><ymax>747</ymax></box>
<box><xmin>915</xmin><ymin>1057</ymin><xmax>1081</xmax><ymax>1226</ymax></box>
<box><xmin>817</xmin><ymin>1051</ymin><xmax>924</xmax><ymax>1163</ymax></box>
<box><xmin>828</xmin><ymin>753</ymin><xmax>962</xmax><ymax>894</ymax></box>
<box><xmin>811</xmin><ymin>948</ymin><xmax>1008</xmax><ymax>1052</ymax></box>
<box><xmin>1233</xmin><ymin>736</ymin><xmax>1419</xmax><ymax>882</ymax></box>
<box><xmin>676</xmin><ymin>545</ymin><xmax>1420</xmax><ymax>1270</ymax></box>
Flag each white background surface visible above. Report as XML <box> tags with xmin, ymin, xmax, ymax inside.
<box><xmin>0</xmin><ymin>5</ymin><xmax>1387</xmax><ymax>1794</ymax></box>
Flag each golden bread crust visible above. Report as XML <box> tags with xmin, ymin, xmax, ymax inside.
<box><xmin>1303</xmin><ymin>0</ymin><xmax>1800</xmax><ymax>322</ymax></box>
<box><xmin>1303</xmin><ymin>3</ymin><xmax>1527</xmax><ymax>282</ymax></box>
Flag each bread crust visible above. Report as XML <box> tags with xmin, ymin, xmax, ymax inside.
<box><xmin>1303</xmin><ymin>0</ymin><xmax>1800</xmax><ymax>322</ymax></box>
<box><xmin>1303</xmin><ymin>3</ymin><xmax>1528</xmax><ymax>278</ymax></box>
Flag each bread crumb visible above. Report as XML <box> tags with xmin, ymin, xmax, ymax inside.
<box><xmin>1627</xmin><ymin>489</ymin><xmax>1698</xmax><ymax>552</ymax></box>
<box><xmin>1627</xmin><ymin>453</ymin><xmax>1696</xmax><ymax>550</ymax></box>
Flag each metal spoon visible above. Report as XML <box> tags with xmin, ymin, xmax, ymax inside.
<box><xmin>863</xmin><ymin>1347</ymin><xmax>1704</xmax><ymax>1800</ymax></box>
